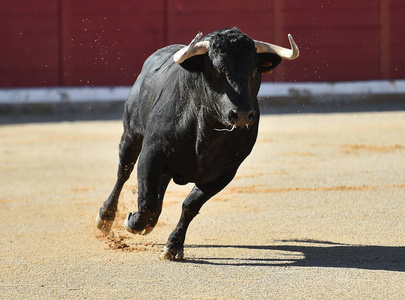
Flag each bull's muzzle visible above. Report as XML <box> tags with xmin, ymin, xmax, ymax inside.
<box><xmin>228</xmin><ymin>109</ymin><xmax>255</xmax><ymax>128</ymax></box>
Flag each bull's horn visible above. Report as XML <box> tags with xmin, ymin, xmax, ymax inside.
<box><xmin>173</xmin><ymin>32</ymin><xmax>210</xmax><ymax>64</ymax></box>
<box><xmin>255</xmin><ymin>34</ymin><xmax>299</xmax><ymax>60</ymax></box>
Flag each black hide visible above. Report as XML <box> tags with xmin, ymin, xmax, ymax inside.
<box><xmin>97</xmin><ymin>28</ymin><xmax>283</xmax><ymax>260</ymax></box>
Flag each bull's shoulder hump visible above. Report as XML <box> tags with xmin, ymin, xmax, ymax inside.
<box><xmin>146</xmin><ymin>44</ymin><xmax>184</xmax><ymax>64</ymax></box>
<box><xmin>138</xmin><ymin>44</ymin><xmax>183</xmax><ymax>77</ymax></box>
<box><xmin>127</xmin><ymin>44</ymin><xmax>185</xmax><ymax>119</ymax></box>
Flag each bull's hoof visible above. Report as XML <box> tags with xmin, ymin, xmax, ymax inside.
<box><xmin>160</xmin><ymin>246</ymin><xmax>184</xmax><ymax>261</ymax></box>
<box><xmin>141</xmin><ymin>225</ymin><xmax>155</xmax><ymax>235</ymax></box>
<box><xmin>95</xmin><ymin>212</ymin><xmax>114</xmax><ymax>232</ymax></box>
<box><xmin>124</xmin><ymin>213</ymin><xmax>141</xmax><ymax>234</ymax></box>
<box><xmin>124</xmin><ymin>212</ymin><xmax>156</xmax><ymax>235</ymax></box>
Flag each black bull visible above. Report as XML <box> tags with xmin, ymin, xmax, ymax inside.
<box><xmin>96</xmin><ymin>28</ymin><xmax>299</xmax><ymax>260</ymax></box>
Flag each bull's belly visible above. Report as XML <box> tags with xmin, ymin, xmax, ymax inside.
<box><xmin>155</xmin><ymin>124</ymin><xmax>258</xmax><ymax>185</ymax></box>
<box><xmin>164</xmin><ymin>146</ymin><xmax>251</xmax><ymax>185</ymax></box>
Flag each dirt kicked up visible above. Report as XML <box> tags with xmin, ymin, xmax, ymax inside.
<box><xmin>1</xmin><ymin>111</ymin><xmax>404</xmax><ymax>298</ymax></box>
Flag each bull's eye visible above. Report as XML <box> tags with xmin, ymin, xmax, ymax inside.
<box><xmin>212</xmin><ymin>68</ymin><xmax>227</xmax><ymax>79</ymax></box>
<box><xmin>210</xmin><ymin>65</ymin><xmax>228</xmax><ymax>79</ymax></box>
<box><xmin>211</xmin><ymin>68</ymin><xmax>221</xmax><ymax>78</ymax></box>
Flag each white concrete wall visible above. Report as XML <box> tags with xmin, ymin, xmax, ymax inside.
<box><xmin>1</xmin><ymin>80</ymin><xmax>405</xmax><ymax>105</ymax></box>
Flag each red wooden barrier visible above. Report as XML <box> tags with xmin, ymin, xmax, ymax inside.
<box><xmin>1</xmin><ymin>0</ymin><xmax>404</xmax><ymax>87</ymax></box>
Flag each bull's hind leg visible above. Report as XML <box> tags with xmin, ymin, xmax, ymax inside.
<box><xmin>124</xmin><ymin>150</ymin><xmax>170</xmax><ymax>235</ymax></box>
<box><xmin>161</xmin><ymin>170</ymin><xmax>237</xmax><ymax>260</ymax></box>
<box><xmin>96</xmin><ymin>132</ymin><xmax>143</xmax><ymax>232</ymax></box>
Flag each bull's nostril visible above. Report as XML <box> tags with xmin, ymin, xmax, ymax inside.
<box><xmin>228</xmin><ymin>109</ymin><xmax>255</xmax><ymax>126</ymax></box>
<box><xmin>247</xmin><ymin>111</ymin><xmax>254</xmax><ymax>122</ymax></box>
<box><xmin>228</xmin><ymin>110</ymin><xmax>239</xmax><ymax>123</ymax></box>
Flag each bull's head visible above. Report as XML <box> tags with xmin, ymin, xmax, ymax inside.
<box><xmin>173</xmin><ymin>28</ymin><xmax>299</xmax><ymax>129</ymax></box>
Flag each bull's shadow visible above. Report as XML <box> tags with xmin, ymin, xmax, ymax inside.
<box><xmin>183</xmin><ymin>239</ymin><xmax>405</xmax><ymax>272</ymax></box>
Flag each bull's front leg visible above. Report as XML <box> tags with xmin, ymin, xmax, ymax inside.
<box><xmin>124</xmin><ymin>149</ymin><xmax>170</xmax><ymax>235</ymax></box>
<box><xmin>161</xmin><ymin>170</ymin><xmax>237</xmax><ymax>260</ymax></box>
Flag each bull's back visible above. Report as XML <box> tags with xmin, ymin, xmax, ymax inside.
<box><xmin>125</xmin><ymin>45</ymin><xmax>184</xmax><ymax>131</ymax></box>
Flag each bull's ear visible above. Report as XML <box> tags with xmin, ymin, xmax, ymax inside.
<box><xmin>257</xmin><ymin>53</ymin><xmax>282</xmax><ymax>74</ymax></box>
<box><xmin>178</xmin><ymin>55</ymin><xmax>205</xmax><ymax>73</ymax></box>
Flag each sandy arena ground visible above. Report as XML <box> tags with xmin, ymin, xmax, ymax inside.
<box><xmin>1</xmin><ymin>111</ymin><xmax>404</xmax><ymax>299</ymax></box>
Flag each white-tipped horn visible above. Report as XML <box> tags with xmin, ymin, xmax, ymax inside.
<box><xmin>255</xmin><ymin>34</ymin><xmax>299</xmax><ymax>60</ymax></box>
<box><xmin>173</xmin><ymin>32</ymin><xmax>210</xmax><ymax>64</ymax></box>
